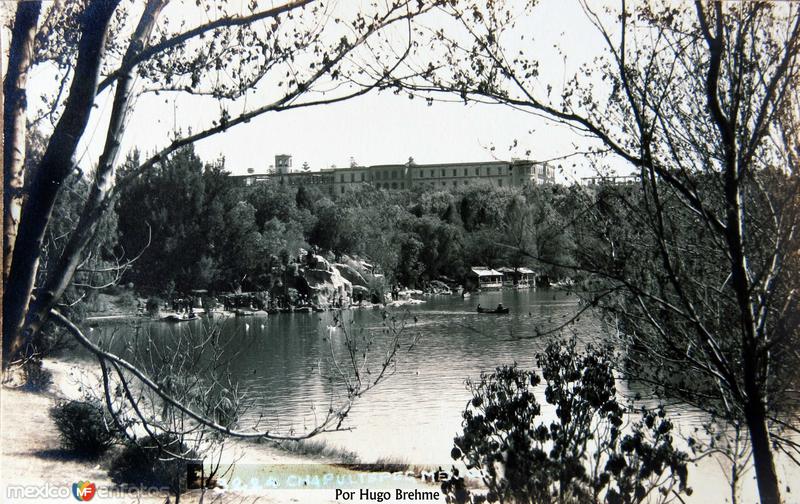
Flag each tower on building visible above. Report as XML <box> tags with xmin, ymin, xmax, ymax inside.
<box><xmin>275</xmin><ymin>154</ymin><xmax>293</xmax><ymax>174</ymax></box>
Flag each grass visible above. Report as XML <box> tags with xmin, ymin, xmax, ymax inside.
<box><xmin>263</xmin><ymin>438</ymin><xmax>436</xmax><ymax>476</ymax></box>
<box><xmin>344</xmin><ymin>456</ymin><xmax>413</xmax><ymax>473</ymax></box>
<box><xmin>264</xmin><ymin>438</ymin><xmax>360</xmax><ymax>465</ymax></box>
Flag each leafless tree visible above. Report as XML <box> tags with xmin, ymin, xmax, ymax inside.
<box><xmin>2</xmin><ymin>0</ymin><xmax>440</xmax><ymax>366</ymax></box>
<box><xmin>394</xmin><ymin>2</ymin><xmax>800</xmax><ymax>503</ymax></box>
<box><xmin>2</xmin><ymin>1</ymin><xmax>428</xmax><ymax>492</ymax></box>
<box><xmin>55</xmin><ymin>309</ymin><xmax>419</xmax><ymax>497</ymax></box>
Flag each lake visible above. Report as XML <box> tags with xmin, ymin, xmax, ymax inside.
<box><xmin>88</xmin><ymin>288</ymin><xmax>797</xmax><ymax>502</ymax></box>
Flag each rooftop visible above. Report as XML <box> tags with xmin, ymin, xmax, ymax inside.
<box><xmin>470</xmin><ymin>267</ymin><xmax>503</xmax><ymax>277</ymax></box>
<box><xmin>233</xmin><ymin>158</ymin><xmax>540</xmax><ymax>177</ymax></box>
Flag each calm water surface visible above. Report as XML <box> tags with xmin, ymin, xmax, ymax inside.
<box><xmin>90</xmin><ymin>289</ymin><xmax>797</xmax><ymax>502</ymax></box>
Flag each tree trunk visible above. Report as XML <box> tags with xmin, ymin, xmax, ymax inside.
<box><xmin>722</xmin><ymin>136</ymin><xmax>781</xmax><ymax>504</ymax></box>
<box><xmin>23</xmin><ymin>0</ymin><xmax>165</xmax><ymax>344</ymax></box>
<box><xmin>2</xmin><ymin>0</ymin><xmax>120</xmax><ymax>367</ymax></box>
<box><xmin>745</xmin><ymin>397</ymin><xmax>781</xmax><ymax>504</ymax></box>
<box><xmin>726</xmin><ymin>170</ymin><xmax>782</xmax><ymax>504</ymax></box>
<box><xmin>3</xmin><ymin>1</ymin><xmax>42</xmax><ymax>286</ymax></box>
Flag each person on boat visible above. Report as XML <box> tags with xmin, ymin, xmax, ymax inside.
<box><xmin>477</xmin><ymin>304</ymin><xmax>482</xmax><ymax>311</ymax></box>
<box><xmin>497</xmin><ymin>303</ymin><xmax>505</xmax><ymax>311</ymax></box>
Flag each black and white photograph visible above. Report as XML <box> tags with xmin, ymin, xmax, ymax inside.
<box><xmin>1</xmin><ymin>1</ymin><xmax>798</xmax><ymax>503</ymax></box>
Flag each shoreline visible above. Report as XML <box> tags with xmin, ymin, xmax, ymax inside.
<box><xmin>1</xmin><ymin>355</ymin><xmax>443</xmax><ymax>503</ymax></box>
<box><xmin>84</xmin><ymin>296</ymin><xmax>428</xmax><ymax>325</ymax></box>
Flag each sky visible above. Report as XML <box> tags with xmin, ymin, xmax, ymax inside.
<box><xmin>26</xmin><ymin>0</ymin><xmax>628</xmax><ymax>184</ymax></box>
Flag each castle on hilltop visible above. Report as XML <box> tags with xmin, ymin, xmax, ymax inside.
<box><xmin>231</xmin><ymin>155</ymin><xmax>556</xmax><ymax>195</ymax></box>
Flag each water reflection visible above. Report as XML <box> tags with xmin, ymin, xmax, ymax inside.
<box><xmin>92</xmin><ymin>290</ymin><xmax>610</xmax><ymax>463</ymax></box>
<box><xmin>89</xmin><ymin>289</ymin><xmax>798</xmax><ymax>502</ymax></box>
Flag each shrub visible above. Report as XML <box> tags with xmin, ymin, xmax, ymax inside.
<box><xmin>145</xmin><ymin>296</ymin><xmax>163</xmax><ymax>317</ymax></box>
<box><xmin>31</xmin><ymin>325</ymin><xmax>76</xmax><ymax>359</ymax></box>
<box><xmin>50</xmin><ymin>399</ymin><xmax>115</xmax><ymax>457</ymax></box>
<box><xmin>22</xmin><ymin>358</ymin><xmax>52</xmax><ymax>392</ymax></box>
<box><xmin>109</xmin><ymin>434</ymin><xmax>199</xmax><ymax>494</ymax></box>
<box><xmin>367</xmin><ymin>275</ymin><xmax>387</xmax><ymax>304</ymax></box>
<box><xmin>442</xmin><ymin>339</ymin><xmax>690</xmax><ymax>504</ymax></box>
<box><xmin>116</xmin><ymin>290</ymin><xmax>138</xmax><ymax>309</ymax></box>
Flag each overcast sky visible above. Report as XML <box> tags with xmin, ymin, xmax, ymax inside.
<box><xmin>28</xmin><ymin>0</ymin><xmax>626</xmax><ymax>183</ymax></box>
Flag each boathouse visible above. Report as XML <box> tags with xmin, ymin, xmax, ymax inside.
<box><xmin>468</xmin><ymin>267</ymin><xmax>503</xmax><ymax>290</ymax></box>
<box><xmin>498</xmin><ymin>267</ymin><xmax>537</xmax><ymax>288</ymax></box>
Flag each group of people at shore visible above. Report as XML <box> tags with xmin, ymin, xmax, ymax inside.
<box><xmin>171</xmin><ymin>297</ymin><xmax>196</xmax><ymax>314</ymax></box>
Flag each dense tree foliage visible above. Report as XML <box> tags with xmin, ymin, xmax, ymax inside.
<box><xmin>114</xmin><ymin>152</ymin><xmax>577</xmax><ymax>295</ymax></box>
<box><xmin>2</xmin><ymin>0</ymin><xmax>438</xmax><ymax>367</ymax></box>
<box><xmin>116</xmin><ymin>146</ymin><xmax>304</xmax><ymax>293</ymax></box>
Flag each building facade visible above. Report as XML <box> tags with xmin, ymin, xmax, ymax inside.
<box><xmin>232</xmin><ymin>155</ymin><xmax>556</xmax><ymax>195</ymax></box>
<box><xmin>581</xmin><ymin>174</ymin><xmax>639</xmax><ymax>186</ymax></box>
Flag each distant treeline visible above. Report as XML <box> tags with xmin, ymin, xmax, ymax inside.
<box><xmin>48</xmin><ymin>146</ymin><xmax>606</xmax><ymax>297</ymax></box>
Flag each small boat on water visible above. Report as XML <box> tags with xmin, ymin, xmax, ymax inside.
<box><xmin>477</xmin><ymin>305</ymin><xmax>510</xmax><ymax>314</ymax></box>
<box><xmin>162</xmin><ymin>312</ymin><xmax>199</xmax><ymax>322</ymax></box>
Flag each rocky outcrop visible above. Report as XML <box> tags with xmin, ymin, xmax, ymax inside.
<box><xmin>303</xmin><ymin>258</ymin><xmax>352</xmax><ymax>307</ymax></box>
<box><xmin>311</xmin><ymin>254</ymin><xmax>332</xmax><ymax>271</ymax></box>
<box><xmin>333</xmin><ymin>262</ymin><xmax>368</xmax><ymax>287</ymax></box>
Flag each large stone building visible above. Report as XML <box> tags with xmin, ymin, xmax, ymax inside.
<box><xmin>232</xmin><ymin>155</ymin><xmax>556</xmax><ymax>195</ymax></box>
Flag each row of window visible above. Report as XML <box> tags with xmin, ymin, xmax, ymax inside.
<box><xmin>338</xmin><ymin>179</ymin><xmax>509</xmax><ymax>193</ymax></box>
<box><xmin>339</xmin><ymin>170</ymin><xmax>404</xmax><ymax>183</ymax></box>
<box><xmin>341</xmin><ymin>172</ymin><xmax>366</xmax><ymax>183</ymax></box>
<box><xmin>336</xmin><ymin>165</ymin><xmax>531</xmax><ymax>183</ymax></box>
<box><xmin>340</xmin><ymin>181</ymin><xmax>407</xmax><ymax>193</ymax></box>
<box><xmin>422</xmin><ymin>179</ymin><xmax>507</xmax><ymax>188</ymax></box>
<box><xmin>415</xmin><ymin>165</ymin><xmax>513</xmax><ymax>178</ymax></box>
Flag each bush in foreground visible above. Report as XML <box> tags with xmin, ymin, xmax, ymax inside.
<box><xmin>50</xmin><ymin>399</ymin><xmax>115</xmax><ymax>457</ymax></box>
<box><xmin>109</xmin><ymin>434</ymin><xmax>199</xmax><ymax>495</ymax></box>
<box><xmin>22</xmin><ymin>358</ymin><xmax>53</xmax><ymax>392</ymax></box>
<box><xmin>442</xmin><ymin>339</ymin><xmax>691</xmax><ymax>504</ymax></box>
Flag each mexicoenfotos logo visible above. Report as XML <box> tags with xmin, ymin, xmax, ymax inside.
<box><xmin>72</xmin><ymin>481</ymin><xmax>96</xmax><ymax>501</ymax></box>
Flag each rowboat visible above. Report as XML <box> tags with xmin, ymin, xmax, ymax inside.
<box><xmin>162</xmin><ymin>312</ymin><xmax>198</xmax><ymax>322</ymax></box>
<box><xmin>477</xmin><ymin>306</ymin><xmax>510</xmax><ymax>314</ymax></box>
